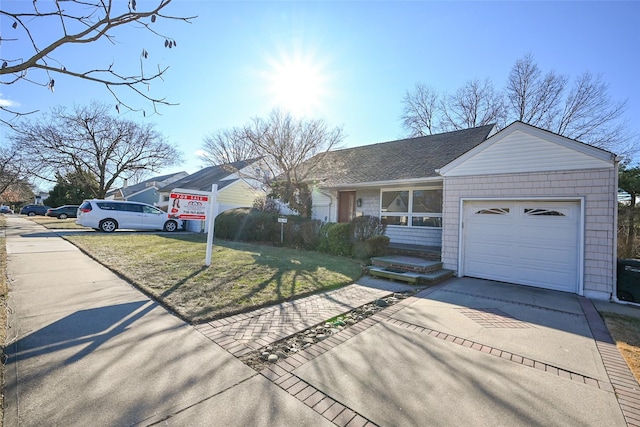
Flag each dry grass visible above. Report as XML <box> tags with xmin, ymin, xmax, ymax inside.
<box><xmin>601</xmin><ymin>311</ymin><xmax>640</xmax><ymax>383</ymax></box>
<box><xmin>28</xmin><ymin>216</ymin><xmax>87</xmax><ymax>229</ymax></box>
<box><xmin>64</xmin><ymin>233</ymin><xmax>364</xmax><ymax>323</ymax></box>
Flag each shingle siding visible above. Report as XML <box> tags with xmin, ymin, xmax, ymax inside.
<box><xmin>387</xmin><ymin>226</ymin><xmax>442</xmax><ymax>247</ymax></box>
<box><xmin>442</xmin><ymin>168</ymin><xmax>616</xmax><ymax>299</ymax></box>
<box><xmin>355</xmin><ymin>189</ymin><xmax>379</xmax><ymax>217</ymax></box>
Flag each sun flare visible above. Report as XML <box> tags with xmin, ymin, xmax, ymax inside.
<box><xmin>265</xmin><ymin>51</ymin><xmax>328</xmax><ymax>116</ymax></box>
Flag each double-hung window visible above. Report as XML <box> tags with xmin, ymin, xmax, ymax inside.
<box><xmin>380</xmin><ymin>188</ymin><xmax>442</xmax><ymax>227</ymax></box>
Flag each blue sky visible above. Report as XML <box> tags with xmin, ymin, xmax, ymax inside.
<box><xmin>2</xmin><ymin>1</ymin><xmax>639</xmax><ymax>182</ymax></box>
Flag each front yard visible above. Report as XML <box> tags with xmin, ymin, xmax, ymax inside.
<box><xmin>17</xmin><ymin>216</ymin><xmax>640</xmax><ymax>382</ymax></box>
<box><xmin>64</xmin><ymin>232</ymin><xmax>364</xmax><ymax>323</ymax></box>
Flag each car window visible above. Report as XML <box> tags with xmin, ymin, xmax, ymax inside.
<box><xmin>142</xmin><ymin>205</ymin><xmax>163</xmax><ymax>214</ymax></box>
<box><xmin>97</xmin><ymin>202</ymin><xmax>116</xmax><ymax>210</ymax></box>
<box><xmin>123</xmin><ymin>203</ymin><xmax>143</xmax><ymax>213</ymax></box>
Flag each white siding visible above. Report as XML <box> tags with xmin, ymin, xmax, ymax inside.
<box><xmin>443</xmin><ymin>129</ymin><xmax>613</xmax><ymax>176</ymax></box>
<box><xmin>387</xmin><ymin>226</ymin><xmax>442</xmax><ymax>247</ymax></box>
<box><xmin>442</xmin><ymin>168</ymin><xmax>617</xmax><ymax>299</ymax></box>
<box><xmin>312</xmin><ymin>188</ymin><xmax>335</xmax><ymax>222</ymax></box>
<box><xmin>217</xmin><ymin>180</ymin><xmax>263</xmax><ymax>208</ymax></box>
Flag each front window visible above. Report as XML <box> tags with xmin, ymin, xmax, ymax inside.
<box><xmin>381</xmin><ymin>188</ymin><xmax>442</xmax><ymax>227</ymax></box>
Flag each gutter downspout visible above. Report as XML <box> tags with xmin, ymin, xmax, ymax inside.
<box><xmin>612</xmin><ymin>157</ymin><xmax>620</xmax><ymax>302</ymax></box>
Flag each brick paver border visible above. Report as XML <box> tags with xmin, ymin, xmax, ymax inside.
<box><xmin>195</xmin><ymin>284</ymin><xmax>393</xmax><ymax>358</ymax></box>
<box><xmin>260</xmin><ymin>306</ymin><xmax>409</xmax><ymax>426</ymax></box>
<box><xmin>195</xmin><ymin>281</ymin><xmax>639</xmax><ymax>426</ymax></box>
<box><xmin>579</xmin><ymin>297</ymin><xmax>640</xmax><ymax>427</ymax></box>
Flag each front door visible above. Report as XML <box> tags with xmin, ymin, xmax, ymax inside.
<box><xmin>338</xmin><ymin>191</ymin><xmax>356</xmax><ymax>223</ymax></box>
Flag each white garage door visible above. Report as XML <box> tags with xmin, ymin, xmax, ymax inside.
<box><xmin>462</xmin><ymin>200</ymin><xmax>581</xmax><ymax>293</ymax></box>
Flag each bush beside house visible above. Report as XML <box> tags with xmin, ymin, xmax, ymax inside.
<box><xmin>214</xmin><ymin>209</ymin><xmax>388</xmax><ymax>259</ymax></box>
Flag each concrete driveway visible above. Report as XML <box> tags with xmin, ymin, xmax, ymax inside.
<box><xmin>292</xmin><ymin>278</ymin><xmax>635</xmax><ymax>426</ymax></box>
<box><xmin>3</xmin><ymin>216</ymin><xmax>638</xmax><ymax>426</ymax></box>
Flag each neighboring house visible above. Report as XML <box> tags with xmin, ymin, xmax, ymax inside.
<box><xmin>34</xmin><ymin>192</ymin><xmax>49</xmax><ymax>205</ymax></box>
<box><xmin>106</xmin><ymin>172</ymin><xmax>188</xmax><ymax>205</ymax></box>
<box><xmin>307</xmin><ymin>121</ymin><xmax>619</xmax><ymax>301</ymax></box>
<box><xmin>157</xmin><ymin>159</ymin><xmax>265</xmax><ymax>232</ymax></box>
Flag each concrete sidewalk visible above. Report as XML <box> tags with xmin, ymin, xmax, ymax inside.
<box><xmin>3</xmin><ymin>217</ymin><xmax>326</xmax><ymax>426</ymax></box>
<box><xmin>3</xmin><ymin>216</ymin><xmax>639</xmax><ymax>426</ymax></box>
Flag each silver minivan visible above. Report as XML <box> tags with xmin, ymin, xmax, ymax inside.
<box><xmin>76</xmin><ymin>200</ymin><xmax>181</xmax><ymax>232</ymax></box>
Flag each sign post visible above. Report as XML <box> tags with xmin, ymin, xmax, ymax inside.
<box><xmin>278</xmin><ymin>216</ymin><xmax>287</xmax><ymax>244</ymax></box>
<box><xmin>205</xmin><ymin>184</ymin><xmax>218</xmax><ymax>266</ymax></box>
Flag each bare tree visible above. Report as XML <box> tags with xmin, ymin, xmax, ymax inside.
<box><xmin>556</xmin><ymin>72</ymin><xmax>629</xmax><ymax>148</ymax></box>
<box><xmin>618</xmin><ymin>164</ymin><xmax>640</xmax><ymax>258</ymax></box>
<box><xmin>201</xmin><ymin>127</ymin><xmax>259</xmax><ymax>166</ymax></box>
<box><xmin>200</xmin><ymin>109</ymin><xmax>345</xmax><ymax>217</ymax></box>
<box><xmin>401</xmin><ymin>83</ymin><xmax>440</xmax><ymax>137</ymax></box>
<box><xmin>0</xmin><ymin>0</ymin><xmax>195</xmax><ymax>125</ymax></box>
<box><xmin>0</xmin><ymin>143</ymin><xmax>27</xmax><ymax>195</ymax></box>
<box><xmin>506</xmin><ymin>55</ymin><xmax>633</xmax><ymax>154</ymax></box>
<box><xmin>10</xmin><ymin>102</ymin><xmax>183</xmax><ymax>198</ymax></box>
<box><xmin>440</xmin><ymin>78</ymin><xmax>507</xmax><ymax>131</ymax></box>
<box><xmin>506</xmin><ymin>53</ymin><xmax>567</xmax><ymax>129</ymax></box>
<box><xmin>401</xmin><ymin>54</ymin><xmax>637</xmax><ymax>157</ymax></box>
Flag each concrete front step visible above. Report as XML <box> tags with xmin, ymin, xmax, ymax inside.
<box><xmin>368</xmin><ymin>266</ymin><xmax>455</xmax><ymax>285</ymax></box>
<box><xmin>371</xmin><ymin>255</ymin><xmax>443</xmax><ymax>274</ymax></box>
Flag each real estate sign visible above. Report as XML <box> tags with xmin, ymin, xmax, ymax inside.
<box><xmin>168</xmin><ymin>192</ymin><xmax>210</xmax><ymax>220</ymax></box>
<box><xmin>169</xmin><ymin>186</ymin><xmax>219</xmax><ymax>266</ymax></box>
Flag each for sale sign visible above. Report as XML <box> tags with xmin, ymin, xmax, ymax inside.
<box><xmin>169</xmin><ymin>192</ymin><xmax>210</xmax><ymax>220</ymax></box>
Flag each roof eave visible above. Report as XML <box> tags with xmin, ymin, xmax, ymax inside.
<box><xmin>317</xmin><ymin>176</ymin><xmax>443</xmax><ymax>190</ymax></box>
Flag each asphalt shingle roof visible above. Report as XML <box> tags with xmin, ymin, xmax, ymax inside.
<box><xmin>107</xmin><ymin>171</ymin><xmax>187</xmax><ymax>198</ymax></box>
<box><xmin>305</xmin><ymin>124</ymin><xmax>496</xmax><ymax>187</ymax></box>
<box><xmin>159</xmin><ymin>159</ymin><xmax>260</xmax><ymax>192</ymax></box>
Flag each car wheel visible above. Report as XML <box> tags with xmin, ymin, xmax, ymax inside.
<box><xmin>59</xmin><ymin>213</ymin><xmax>68</xmax><ymax>219</ymax></box>
<box><xmin>28</xmin><ymin>212</ymin><xmax>35</xmax><ymax>216</ymax></box>
<box><xmin>163</xmin><ymin>220</ymin><xmax>178</xmax><ymax>232</ymax></box>
<box><xmin>99</xmin><ymin>219</ymin><xmax>118</xmax><ymax>233</ymax></box>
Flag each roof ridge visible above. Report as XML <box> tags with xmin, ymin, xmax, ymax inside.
<box><xmin>330</xmin><ymin>124</ymin><xmax>496</xmax><ymax>153</ymax></box>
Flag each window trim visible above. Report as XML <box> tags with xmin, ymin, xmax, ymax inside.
<box><xmin>380</xmin><ymin>186</ymin><xmax>443</xmax><ymax>228</ymax></box>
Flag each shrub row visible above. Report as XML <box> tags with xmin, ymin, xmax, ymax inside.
<box><xmin>214</xmin><ymin>209</ymin><xmax>389</xmax><ymax>259</ymax></box>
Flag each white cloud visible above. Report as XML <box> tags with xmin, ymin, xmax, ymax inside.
<box><xmin>0</xmin><ymin>95</ymin><xmax>18</xmax><ymax>108</ymax></box>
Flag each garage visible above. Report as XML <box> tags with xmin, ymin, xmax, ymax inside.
<box><xmin>462</xmin><ymin>200</ymin><xmax>581</xmax><ymax>293</ymax></box>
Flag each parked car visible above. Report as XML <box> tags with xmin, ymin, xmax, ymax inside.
<box><xmin>0</xmin><ymin>206</ymin><xmax>13</xmax><ymax>214</ymax></box>
<box><xmin>46</xmin><ymin>205</ymin><xmax>80</xmax><ymax>219</ymax></box>
<box><xmin>20</xmin><ymin>204</ymin><xmax>51</xmax><ymax>216</ymax></box>
<box><xmin>76</xmin><ymin>199</ymin><xmax>181</xmax><ymax>232</ymax></box>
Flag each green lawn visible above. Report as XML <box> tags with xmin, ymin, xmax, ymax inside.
<box><xmin>63</xmin><ymin>233</ymin><xmax>364</xmax><ymax>323</ymax></box>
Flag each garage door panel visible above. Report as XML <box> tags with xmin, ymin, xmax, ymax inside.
<box><xmin>463</xmin><ymin>200</ymin><xmax>580</xmax><ymax>293</ymax></box>
<box><xmin>465</xmin><ymin>260</ymin><xmax>513</xmax><ymax>282</ymax></box>
<box><xmin>519</xmin><ymin>223</ymin><xmax>575</xmax><ymax>239</ymax></box>
<box><xmin>514</xmin><ymin>267</ymin><xmax>574</xmax><ymax>292</ymax></box>
<box><xmin>516</xmin><ymin>244</ymin><xmax>576</xmax><ymax>263</ymax></box>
